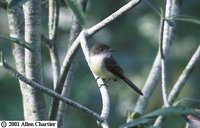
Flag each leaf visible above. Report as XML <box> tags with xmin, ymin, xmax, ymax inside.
<box><xmin>0</xmin><ymin>35</ymin><xmax>35</xmax><ymax>52</ymax></box>
<box><xmin>145</xmin><ymin>0</ymin><xmax>163</xmax><ymax>16</ymax></box>
<box><xmin>119</xmin><ymin>117</ymin><xmax>152</xmax><ymax>128</ymax></box>
<box><xmin>173</xmin><ymin>97</ymin><xmax>200</xmax><ymax>106</ymax></box>
<box><xmin>120</xmin><ymin>107</ymin><xmax>200</xmax><ymax>128</ymax></box>
<box><xmin>170</xmin><ymin>15</ymin><xmax>200</xmax><ymax>25</ymax></box>
<box><xmin>64</xmin><ymin>0</ymin><xmax>85</xmax><ymax>25</ymax></box>
<box><xmin>143</xmin><ymin>107</ymin><xmax>200</xmax><ymax>118</ymax></box>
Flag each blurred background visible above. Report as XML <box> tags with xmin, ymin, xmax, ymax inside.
<box><xmin>0</xmin><ymin>0</ymin><xmax>199</xmax><ymax>127</ymax></box>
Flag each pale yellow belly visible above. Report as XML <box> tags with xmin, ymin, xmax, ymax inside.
<box><xmin>89</xmin><ymin>55</ymin><xmax>115</xmax><ymax>79</ymax></box>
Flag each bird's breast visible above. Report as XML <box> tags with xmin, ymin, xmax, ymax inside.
<box><xmin>89</xmin><ymin>54</ymin><xmax>115</xmax><ymax>79</ymax></box>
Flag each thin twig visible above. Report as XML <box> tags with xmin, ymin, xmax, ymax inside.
<box><xmin>168</xmin><ymin>45</ymin><xmax>200</xmax><ymax>105</ymax></box>
<box><xmin>87</xmin><ymin>0</ymin><xmax>141</xmax><ymax>35</ymax></box>
<box><xmin>56</xmin><ymin>0</ymin><xmax>88</xmax><ymax>126</ymax></box>
<box><xmin>161</xmin><ymin>60</ymin><xmax>169</xmax><ymax>107</ymax></box>
<box><xmin>60</xmin><ymin>0</ymin><xmax>141</xmax><ymax>88</ymax></box>
<box><xmin>80</xmin><ymin>31</ymin><xmax>110</xmax><ymax>128</ymax></box>
<box><xmin>0</xmin><ymin>34</ymin><xmax>35</xmax><ymax>51</ymax></box>
<box><xmin>50</xmin><ymin>0</ymin><xmax>141</xmax><ymax>121</ymax></box>
<box><xmin>160</xmin><ymin>16</ymin><xmax>170</xmax><ymax>107</ymax></box>
<box><xmin>153</xmin><ymin>45</ymin><xmax>200</xmax><ymax>126</ymax></box>
<box><xmin>59</xmin><ymin>0</ymin><xmax>141</xmax><ymax>92</ymax></box>
<box><xmin>49</xmin><ymin>34</ymin><xmax>81</xmax><ymax>121</ymax></box>
<box><xmin>0</xmin><ymin>57</ymin><xmax>104</xmax><ymax>123</ymax></box>
<box><xmin>48</xmin><ymin>0</ymin><xmax>61</xmax><ymax>120</ymax></box>
<box><xmin>153</xmin><ymin>0</ymin><xmax>181</xmax><ymax>126</ymax></box>
<box><xmin>48</xmin><ymin>0</ymin><xmax>60</xmax><ymax>89</ymax></box>
<box><xmin>134</xmin><ymin>52</ymin><xmax>161</xmax><ymax>114</ymax></box>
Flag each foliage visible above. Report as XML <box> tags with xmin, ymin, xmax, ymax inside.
<box><xmin>120</xmin><ymin>106</ymin><xmax>200</xmax><ymax>128</ymax></box>
<box><xmin>0</xmin><ymin>0</ymin><xmax>200</xmax><ymax>127</ymax></box>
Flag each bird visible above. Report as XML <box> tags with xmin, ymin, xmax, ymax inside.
<box><xmin>88</xmin><ymin>43</ymin><xmax>143</xmax><ymax>95</ymax></box>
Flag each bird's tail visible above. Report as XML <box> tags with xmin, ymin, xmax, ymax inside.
<box><xmin>120</xmin><ymin>75</ymin><xmax>143</xmax><ymax>95</ymax></box>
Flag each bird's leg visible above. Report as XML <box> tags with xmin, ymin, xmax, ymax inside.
<box><xmin>96</xmin><ymin>77</ymin><xmax>109</xmax><ymax>89</ymax></box>
<box><xmin>99</xmin><ymin>78</ymin><xmax>110</xmax><ymax>88</ymax></box>
<box><xmin>95</xmin><ymin>76</ymin><xmax>101</xmax><ymax>82</ymax></box>
<box><xmin>113</xmin><ymin>78</ymin><xmax>117</xmax><ymax>82</ymax></box>
<box><xmin>104</xmin><ymin>78</ymin><xmax>110</xmax><ymax>84</ymax></box>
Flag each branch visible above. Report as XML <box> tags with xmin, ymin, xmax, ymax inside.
<box><xmin>7</xmin><ymin>6</ymin><xmax>28</xmax><ymax>120</ymax></box>
<box><xmin>151</xmin><ymin>46</ymin><xmax>200</xmax><ymax>126</ymax></box>
<box><xmin>160</xmin><ymin>16</ymin><xmax>170</xmax><ymax>107</ymax></box>
<box><xmin>0</xmin><ymin>34</ymin><xmax>35</xmax><ymax>51</ymax></box>
<box><xmin>59</xmin><ymin>0</ymin><xmax>141</xmax><ymax>93</ymax></box>
<box><xmin>56</xmin><ymin>0</ymin><xmax>88</xmax><ymax>126</ymax></box>
<box><xmin>48</xmin><ymin>0</ymin><xmax>60</xmax><ymax>89</ymax></box>
<box><xmin>134</xmin><ymin>50</ymin><xmax>161</xmax><ymax>114</ymax></box>
<box><xmin>80</xmin><ymin>31</ymin><xmax>110</xmax><ymax>128</ymax></box>
<box><xmin>49</xmin><ymin>0</ymin><xmax>141</xmax><ymax>121</ymax></box>
<box><xmin>63</xmin><ymin>0</ymin><xmax>85</xmax><ymax>25</ymax></box>
<box><xmin>47</xmin><ymin>0</ymin><xmax>61</xmax><ymax>121</ymax></box>
<box><xmin>168</xmin><ymin>45</ymin><xmax>200</xmax><ymax>105</ymax></box>
<box><xmin>61</xmin><ymin>0</ymin><xmax>141</xmax><ymax>86</ymax></box>
<box><xmin>154</xmin><ymin>0</ymin><xmax>182</xmax><ymax>126</ymax></box>
<box><xmin>23</xmin><ymin>0</ymin><xmax>48</xmax><ymax>120</ymax></box>
<box><xmin>87</xmin><ymin>0</ymin><xmax>141</xmax><ymax>35</ymax></box>
<box><xmin>0</xmin><ymin>56</ymin><xmax>104</xmax><ymax>123</ymax></box>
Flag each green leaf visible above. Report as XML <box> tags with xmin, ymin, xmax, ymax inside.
<box><xmin>145</xmin><ymin>0</ymin><xmax>163</xmax><ymax>16</ymax></box>
<box><xmin>120</xmin><ymin>107</ymin><xmax>200</xmax><ymax>128</ymax></box>
<box><xmin>119</xmin><ymin>117</ymin><xmax>152</xmax><ymax>128</ymax></box>
<box><xmin>126</xmin><ymin>110</ymin><xmax>142</xmax><ymax>122</ymax></box>
<box><xmin>170</xmin><ymin>15</ymin><xmax>200</xmax><ymax>25</ymax></box>
<box><xmin>0</xmin><ymin>35</ymin><xmax>35</xmax><ymax>52</ymax></box>
<box><xmin>173</xmin><ymin>97</ymin><xmax>200</xmax><ymax>106</ymax></box>
<box><xmin>143</xmin><ymin>107</ymin><xmax>200</xmax><ymax>118</ymax></box>
<box><xmin>64</xmin><ymin>0</ymin><xmax>85</xmax><ymax>25</ymax></box>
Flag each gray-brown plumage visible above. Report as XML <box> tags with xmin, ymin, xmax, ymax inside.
<box><xmin>89</xmin><ymin>43</ymin><xmax>143</xmax><ymax>95</ymax></box>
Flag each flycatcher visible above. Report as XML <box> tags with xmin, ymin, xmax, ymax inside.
<box><xmin>89</xmin><ymin>43</ymin><xmax>143</xmax><ymax>95</ymax></box>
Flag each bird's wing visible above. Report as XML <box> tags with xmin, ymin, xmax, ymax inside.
<box><xmin>105</xmin><ymin>56</ymin><xmax>143</xmax><ymax>95</ymax></box>
<box><xmin>104</xmin><ymin>56</ymin><xmax>124</xmax><ymax>77</ymax></box>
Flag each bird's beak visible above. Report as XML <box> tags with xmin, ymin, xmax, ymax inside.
<box><xmin>107</xmin><ymin>49</ymin><xmax>114</xmax><ymax>52</ymax></box>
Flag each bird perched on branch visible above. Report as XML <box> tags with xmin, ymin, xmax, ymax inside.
<box><xmin>89</xmin><ymin>43</ymin><xmax>143</xmax><ymax>95</ymax></box>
